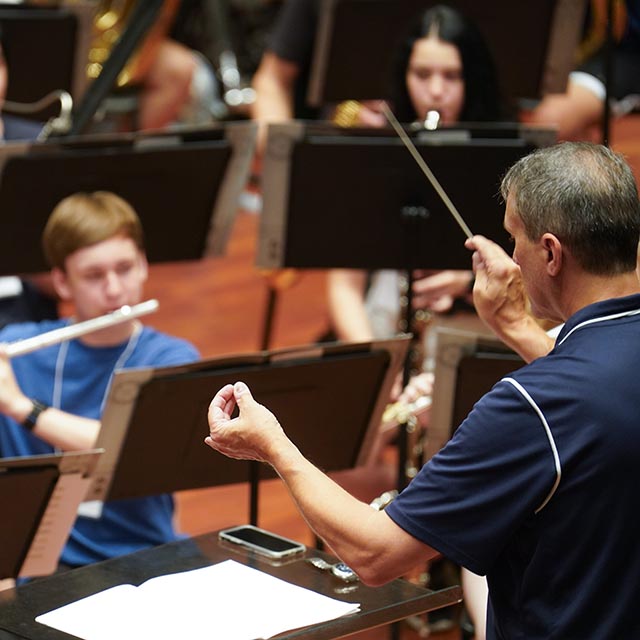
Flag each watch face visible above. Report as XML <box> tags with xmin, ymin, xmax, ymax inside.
<box><xmin>308</xmin><ymin>557</ymin><xmax>359</xmax><ymax>583</ymax></box>
<box><xmin>331</xmin><ymin>562</ymin><xmax>358</xmax><ymax>582</ymax></box>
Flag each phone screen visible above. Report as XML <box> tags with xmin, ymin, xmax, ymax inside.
<box><xmin>225</xmin><ymin>527</ymin><xmax>298</xmax><ymax>551</ymax></box>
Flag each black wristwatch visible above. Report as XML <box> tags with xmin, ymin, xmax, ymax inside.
<box><xmin>22</xmin><ymin>399</ymin><xmax>49</xmax><ymax>431</ymax></box>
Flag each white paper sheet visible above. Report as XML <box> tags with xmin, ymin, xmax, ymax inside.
<box><xmin>36</xmin><ymin>559</ymin><xmax>360</xmax><ymax>640</ymax></box>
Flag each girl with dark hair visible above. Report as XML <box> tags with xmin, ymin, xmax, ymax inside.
<box><xmin>391</xmin><ymin>4</ymin><xmax>502</xmax><ymax>123</ymax></box>
<box><xmin>334</xmin><ymin>4</ymin><xmax>503</xmax><ymax>128</ymax></box>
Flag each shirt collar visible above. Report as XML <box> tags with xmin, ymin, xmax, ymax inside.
<box><xmin>555</xmin><ymin>293</ymin><xmax>640</xmax><ymax>346</ymax></box>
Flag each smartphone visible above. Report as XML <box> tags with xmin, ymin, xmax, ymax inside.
<box><xmin>218</xmin><ymin>525</ymin><xmax>306</xmax><ymax>559</ymax></box>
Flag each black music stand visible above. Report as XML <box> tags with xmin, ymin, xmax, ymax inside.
<box><xmin>258</xmin><ymin>121</ymin><xmax>555</xmax><ymax>271</ymax></box>
<box><xmin>308</xmin><ymin>0</ymin><xmax>588</xmax><ymax>108</ymax></box>
<box><xmin>0</xmin><ymin>3</ymin><xmax>93</xmax><ymax>111</ymax></box>
<box><xmin>257</xmin><ymin>121</ymin><xmax>553</xmax><ymax>492</ymax></box>
<box><xmin>0</xmin><ymin>122</ymin><xmax>255</xmax><ymax>275</ymax></box>
<box><xmin>256</xmin><ymin>121</ymin><xmax>554</xmax><ymax>287</ymax></box>
<box><xmin>426</xmin><ymin>327</ymin><xmax>525</xmax><ymax>462</ymax></box>
<box><xmin>0</xmin><ymin>450</ymin><xmax>102</xmax><ymax>579</ymax></box>
<box><xmin>87</xmin><ymin>337</ymin><xmax>409</xmax><ymax>525</ymax></box>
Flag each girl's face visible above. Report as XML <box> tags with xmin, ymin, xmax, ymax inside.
<box><xmin>405</xmin><ymin>36</ymin><xmax>465</xmax><ymax>124</ymax></box>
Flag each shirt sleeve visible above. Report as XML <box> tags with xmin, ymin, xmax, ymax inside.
<box><xmin>267</xmin><ymin>0</ymin><xmax>318</xmax><ymax>65</ymax></box>
<box><xmin>385</xmin><ymin>378</ymin><xmax>559</xmax><ymax>575</ymax></box>
<box><xmin>136</xmin><ymin>331</ymin><xmax>200</xmax><ymax>369</ymax></box>
<box><xmin>153</xmin><ymin>340</ymin><xmax>200</xmax><ymax>367</ymax></box>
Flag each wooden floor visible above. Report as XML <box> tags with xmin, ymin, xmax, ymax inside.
<box><xmin>141</xmin><ymin>116</ymin><xmax>640</xmax><ymax>640</ymax></box>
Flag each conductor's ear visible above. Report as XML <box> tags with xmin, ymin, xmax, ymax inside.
<box><xmin>541</xmin><ymin>233</ymin><xmax>562</xmax><ymax>276</ymax></box>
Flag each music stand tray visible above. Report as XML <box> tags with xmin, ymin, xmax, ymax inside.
<box><xmin>0</xmin><ymin>530</ymin><xmax>462</xmax><ymax>640</ymax></box>
<box><xmin>308</xmin><ymin>0</ymin><xmax>587</xmax><ymax>106</ymax></box>
<box><xmin>87</xmin><ymin>336</ymin><xmax>409</xmax><ymax>502</ymax></box>
<box><xmin>257</xmin><ymin>121</ymin><xmax>555</xmax><ymax>270</ymax></box>
<box><xmin>0</xmin><ymin>450</ymin><xmax>102</xmax><ymax>579</ymax></box>
<box><xmin>0</xmin><ymin>122</ymin><xmax>256</xmax><ymax>275</ymax></box>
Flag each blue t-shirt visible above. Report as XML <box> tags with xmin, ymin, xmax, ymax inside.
<box><xmin>386</xmin><ymin>294</ymin><xmax>640</xmax><ymax>639</ymax></box>
<box><xmin>0</xmin><ymin>320</ymin><xmax>199</xmax><ymax>567</ymax></box>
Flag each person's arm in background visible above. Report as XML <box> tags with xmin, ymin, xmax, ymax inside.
<box><xmin>250</xmin><ymin>51</ymin><xmax>300</xmax><ymax>156</ymax></box>
<box><xmin>525</xmin><ymin>0</ymin><xmax>629</xmax><ymax>140</ymax></box>
<box><xmin>526</xmin><ymin>80</ymin><xmax>604</xmax><ymax>141</ymax></box>
<box><xmin>411</xmin><ymin>269</ymin><xmax>474</xmax><ymax>313</ymax></box>
<box><xmin>327</xmin><ymin>269</ymin><xmax>375</xmax><ymax>341</ymax></box>
<box><xmin>0</xmin><ymin>347</ymin><xmax>99</xmax><ymax>450</ymax></box>
<box><xmin>250</xmin><ymin>0</ymin><xmax>319</xmax><ymax>158</ymax></box>
<box><xmin>138</xmin><ymin>38</ymin><xmax>197</xmax><ymax>131</ymax></box>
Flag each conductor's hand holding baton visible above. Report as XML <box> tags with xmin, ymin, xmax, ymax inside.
<box><xmin>465</xmin><ymin>235</ymin><xmax>554</xmax><ymax>362</ymax></box>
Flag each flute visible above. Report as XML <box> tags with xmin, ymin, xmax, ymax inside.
<box><xmin>5</xmin><ymin>299</ymin><xmax>159</xmax><ymax>358</ymax></box>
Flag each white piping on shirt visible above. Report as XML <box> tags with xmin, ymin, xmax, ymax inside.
<box><xmin>496</xmin><ymin>306</ymin><xmax>640</xmax><ymax>513</ymax></box>
<box><xmin>492</xmin><ymin>306</ymin><xmax>640</xmax><ymax>513</ymax></box>
<box><xmin>502</xmin><ymin>377</ymin><xmax>562</xmax><ymax>514</ymax></box>
<box><xmin>556</xmin><ymin>307</ymin><xmax>640</xmax><ymax>347</ymax></box>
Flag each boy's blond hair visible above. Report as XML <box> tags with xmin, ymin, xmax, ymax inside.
<box><xmin>42</xmin><ymin>191</ymin><xmax>145</xmax><ymax>270</ymax></box>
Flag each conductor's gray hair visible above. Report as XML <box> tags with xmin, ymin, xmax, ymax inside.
<box><xmin>501</xmin><ymin>142</ymin><xmax>640</xmax><ymax>275</ymax></box>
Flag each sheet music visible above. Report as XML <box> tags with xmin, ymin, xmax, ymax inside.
<box><xmin>36</xmin><ymin>559</ymin><xmax>360</xmax><ymax>640</ymax></box>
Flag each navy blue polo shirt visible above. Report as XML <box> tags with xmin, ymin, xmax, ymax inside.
<box><xmin>386</xmin><ymin>294</ymin><xmax>640</xmax><ymax>639</ymax></box>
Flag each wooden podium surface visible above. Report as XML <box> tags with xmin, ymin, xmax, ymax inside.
<box><xmin>0</xmin><ymin>530</ymin><xmax>461</xmax><ymax>640</ymax></box>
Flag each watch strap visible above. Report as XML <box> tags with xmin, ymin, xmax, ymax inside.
<box><xmin>22</xmin><ymin>399</ymin><xmax>49</xmax><ymax>431</ymax></box>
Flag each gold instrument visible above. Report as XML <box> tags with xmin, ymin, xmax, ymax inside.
<box><xmin>381</xmin><ymin>393</ymin><xmax>432</xmax><ymax>479</ymax></box>
<box><xmin>85</xmin><ymin>0</ymin><xmax>180</xmax><ymax>88</ymax></box>
<box><xmin>382</xmin><ymin>393</ymin><xmax>431</xmax><ymax>428</ymax></box>
<box><xmin>332</xmin><ymin>100</ymin><xmax>365</xmax><ymax>128</ymax></box>
<box><xmin>579</xmin><ymin>0</ymin><xmax>628</xmax><ymax>63</ymax></box>
<box><xmin>6</xmin><ymin>299</ymin><xmax>159</xmax><ymax>358</ymax></box>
